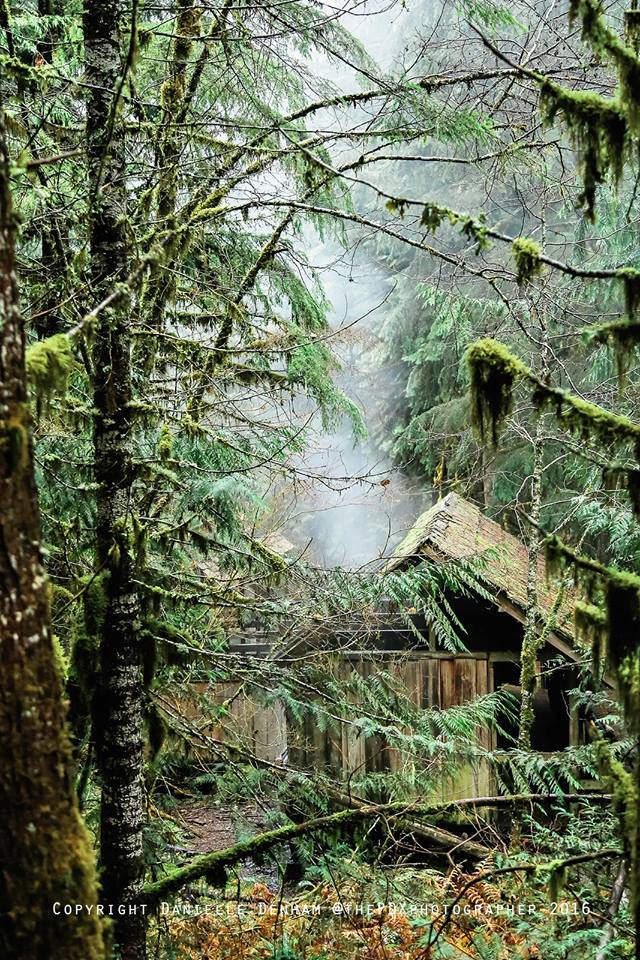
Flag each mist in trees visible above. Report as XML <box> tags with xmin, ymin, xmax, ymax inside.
<box><xmin>1</xmin><ymin>1</ymin><xmax>639</xmax><ymax>958</ymax></box>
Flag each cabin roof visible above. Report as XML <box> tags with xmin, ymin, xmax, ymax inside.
<box><xmin>384</xmin><ymin>492</ymin><xmax>577</xmax><ymax>658</ymax></box>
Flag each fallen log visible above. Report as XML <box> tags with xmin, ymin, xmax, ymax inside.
<box><xmin>323</xmin><ymin>786</ymin><xmax>491</xmax><ymax>860</ymax></box>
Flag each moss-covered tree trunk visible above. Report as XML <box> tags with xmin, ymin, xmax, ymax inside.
<box><xmin>518</xmin><ymin>417</ymin><xmax>544</xmax><ymax>750</ymax></box>
<box><xmin>83</xmin><ymin>5</ymin><xmax>146</xmax><ymax>959</ymax></box>
<box><xmin>0</xmin><ymin>81</ymin><xmax>104</xmax><ymax>960</ymax></box>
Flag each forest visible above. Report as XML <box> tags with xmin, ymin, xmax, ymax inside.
<box><xmin>1</xmin><ymin>0</ymin><xmax>639</xmax><ymax>958</ymax></box>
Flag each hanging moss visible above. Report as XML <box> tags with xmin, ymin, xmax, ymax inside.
<box><xmin>591</xmin><ymin>316</ymin><xmax>640</xmax><ymax>385</ymax></box>
<box><xmin>574</xmin><ymin>600</ymin><xmax>607</xmax><ymax>674</ymax></box>
<box><xmin>25</xmin><ymin>333</ymin><xmax>75</xmax><ymax>402</ymax></box>
<box><xmin>617</xmin><ymin>266</ymin><xmax>640</xmax><ymax>317</ymax></box>
<box><xmin>538</xmin><ymin>78</ymin><xmax>627</xmax><ymax>221</ymax></box>
<box><xmin>568</xmin><ymin>0</ymin><xmax>597</xmax><ymax>35</ymax></box>
<box><xmin>606</xmin><ymin>569</ymin><xmax>640</xmax><ymax>724</ymax></box>
<box><xmin>527</xmin><ymin>374</ymin><xmax>640</xmax><ymax>457</ymax></box>
<box><xmin>544</xmin><ymin>535</ymin><xmax>569</xmax><ymax>584</ymax></box>
<box><xmin>157</xmin><ymin>422</ymin><xmax>173</xmax><ymax>461</ymax></box>
<box><xmin>0</xmin><ymin>405</ymin><xmax>29</xmax><ymax>477</ymax></box>
<box><xmin>141</xmin><ymin>617</ymin><xmax>193</xmax><ymax>667</ymax></box>
<box><xmin>142</xmin><ymin>617</ymin><xmax>192</xmax><ymax>645</ymax></box>
<box><xmin>110</xmin><ymin>515</ymin><xmax>148</xmax><ymax>569</ymax></box>
<box><xmin>460</xmin><ymin>214</ymin><xmax>491</xmax><ymax>253</ymax></box>
<box><xmin>569</xmin><ymin>0</ymin><xmax>640</xmax><ymax>133</ymax></box>
<box><xmin>387</xmin><ymin>197</ymin><xmax>409</xmax><ymax>218</ymax></box>
<box><xmin>419</xmin><ymin>202</ymin><xmax>491</xmax><ymax>253</ymax></box>
<box><xmin>420</xmin><ymin>202</ymin><xmax>448</xmax><ymax>232</ymax></box>
<box><xmin>543</xmin><ymin>534</ymin><xmax>640</xmax><ymax>688</ymax></box>
<box><xmin>466</xmin><ymin>338</ymin><xmax>526</xmax><ymax>444</ymax></box>
<box><xmin>83</xmin><ymin>573</ymin><xmax>109</xmax><ymax>636</ymax></box>
<box><xmin>603</xmin><ymin>465</ymin><xmax>640</xmax><ymax>517</ymax></box>
<box><xmin>65</xmin><ymin>573</ymin><xmax>109</xmax><ymax>743</ymax></box>
<box><xmin>628</xmin><ymin>468</ymin><xmax>640</xmax><ymax>516</ymax></box>
<box><xmin>626</xmin><ymin>9</ymin><xmax>640</xmax><ymax>53</ymax></box>
<box><xmin>69</xmin><ymin>630</ymin><xmax>100</xmax><ymax>699</ymax></box>
<box><xmin>159</xmin><ymin>2</ymin><xmax>202</xmax><ymax>113</ymax></box>
<box><xmin>589</xmin><ymin>567</ymin><xmax>640</xmax><ymax>730</ymax></box>
<box><xmin>125</xmin><ymin>399</ymin><xmax>157</xmax><ymax>423</ymax></box>
<box><xmin>145</xmin><ymin>702</ymin><xmax>167</xmax><ymax>760</ymax></box>
<box><xmin>67</xmin><ymin>629</ymin><xmax>100</xmax><ymax>743</ymax></box>
<box><xmin>512</xmin><ymin>237</ymin><xmax>544</xmax><ymax>285</ymax></box>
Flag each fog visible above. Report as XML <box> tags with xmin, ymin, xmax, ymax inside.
<box><xmin>272</xmin><ymin>2</ymin><xmax>432</xmax><ymax>569</ymax></box>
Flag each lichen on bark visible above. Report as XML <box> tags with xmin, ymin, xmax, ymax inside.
<box><xmin>84</xmin><ymin>2</ymin><xmax>147</xmax><ymax>956</ymax></box>
<box><xmin>0</xmin><ymin>63</ymin><xmax>105</xmax><ymax>960</ymax></box>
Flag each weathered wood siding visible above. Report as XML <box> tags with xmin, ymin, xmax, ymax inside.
<box><xmin>181</xmin><ymin>652</ymin><xmax>498</xmax><ymax>799</ymax></box>
<box><xmin>171</xmin><ymin>680</ymin><xmax>287</xmax><ymax>762</ymax></box>
<box><xmin>383</xmin><ymin>653</ymin><xmax>492</xmax><ymax>800</ymax></box>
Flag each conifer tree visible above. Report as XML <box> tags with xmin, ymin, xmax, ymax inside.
<box><xmin>463</xmin><ymin>0</ymin><xmax>640</xmax><ymax>942</ymax></box>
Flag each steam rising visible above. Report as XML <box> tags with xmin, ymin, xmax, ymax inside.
<box><xmin>265</xmin><ymin>2</ymin><xmax>431</xmax><ymax>569</ymax></box>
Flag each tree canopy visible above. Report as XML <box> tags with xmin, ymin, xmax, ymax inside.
<box><xmin>1</xmin><ymin>1</ymin><xmax>639</xmax><ymax>958</ymax></box>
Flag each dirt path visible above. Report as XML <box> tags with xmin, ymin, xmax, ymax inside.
<box><xmin>175</xmin><ymin>801</ymin><xmax>270</xmax><ymax>855</ymax></box>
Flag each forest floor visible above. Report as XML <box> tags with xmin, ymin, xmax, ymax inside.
<box><xmin>173</xmin><ymin>800</ymin><xmax>287</xmax><ymax>889</ymax></box>
<box><xmin>176</xmin><ymin>801</ymin><xmax>265</xmax><ymax>853</ymax></box>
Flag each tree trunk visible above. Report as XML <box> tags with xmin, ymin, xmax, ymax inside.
<box><xmin>83</xmin><ymin>5</ymin><xmax>146</xmax><ymax>958</ymax></box>
<box><xmin>518</xmin><ymin>416</ymin><xmax>544</xmax><ymax>750</ymax></box>
<box><xmin>596</xmin><ymin>859</ymin><xmax>627</xmax><ymax>960</ymax></box>
<box><xmin>0</xmin><ymin>83</ymin><xmax>104</xmax><ymax>960</ymax></box>
<box><xmin>481</xmin><ymin>447</ymin><xmax>494</xmax><ymax>509</ymax></box>
<box><xmin>36</xmin><ymin>0</ymin><xmax>67</xmax><ymax>341</ymax></box>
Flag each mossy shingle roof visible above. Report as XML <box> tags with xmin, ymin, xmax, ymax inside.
<box><xmin>384</xmin><ymin>492</ymin><xmax>575</xmax><ymax>647</ymax></box>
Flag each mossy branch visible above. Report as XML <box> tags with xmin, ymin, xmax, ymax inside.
<box><xmin>569</xmin><ymin>0</ymin><xmax>640</xmax><ymax>133</ymax></box>
<box><xmin>466</xmin><ymin>338</ymin><xmax>527</xmax><ymax>444</ymax></box>
<box><xmin>545</xmin><ymin>533</ymin><xmax>640</xmax><ymax>734</ymax></box>
<box><xmin>475</xmin><ymin>26</ymin><xmax>636</xmax><ymax>221</ymax></box>
<box><xmin>466</xmin><ymin>337</ymin><xmax>640</xmax><ymax>452</ymax></box>
<box><xmin>512</xmin><ymin>237</ymin><xmax>544</xmax><ymax>284</ymax></box>
<box><xmin>272</xmin><ymin>197</ymin><xmax>640</xmax><ymax>310</ymax></box>
<box><xmin>545</xmin><ymin>530</ymin><xmax>640</xmax><ymax>595</ymax></box>
<box><xmin>539</xmin><ymin>79</ymin><xmax>627</xmax><ymax>221</ymax></box>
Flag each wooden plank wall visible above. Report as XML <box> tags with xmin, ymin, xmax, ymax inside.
<box><xmin>380</xmin><ymin>654</ymin><xmax>492</xmax><ymax>800</ymax></box>
<box><xmin>170</xmin><ymin>680</ymin><xmax>288</xmax><ymax>763</ymax></box>
<box><xmin>181</xmin><ymin>653</ymin><xmax>497</xmax><ymax>799</ymax></box>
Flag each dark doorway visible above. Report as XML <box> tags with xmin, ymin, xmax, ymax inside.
<box><xmin>492</xmin><ymin>659</ymin><xmax>571</xmax><ymax>752</ymax></box>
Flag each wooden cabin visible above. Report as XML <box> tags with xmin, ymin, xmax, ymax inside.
<box><xmin>382</xmin><ymin>492</ymin><xmax>583</xmax><ymax>752</ymax></box>
<box><xmin>187</xmin><ymin>493</ymin><xmax>588</xmax><ymax>798</ymax></box>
